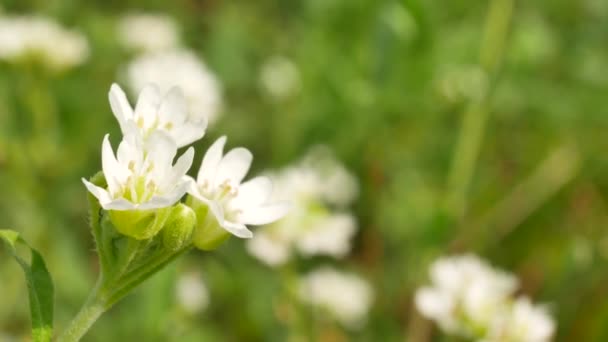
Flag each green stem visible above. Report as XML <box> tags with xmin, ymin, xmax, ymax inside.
<box><xmin>445</xmin><ymin>0</ymin><xmax>514</xmax><ymax>219</ymax></box>
<box><xmin>107</xmin><ymin>246</ymin><xmax>191</xmax><ymax>307</ymax></box>
<box><xmin>56</xmin><ymin>279</ymin><xmax>108</xmax><ymax>342</ymax></box>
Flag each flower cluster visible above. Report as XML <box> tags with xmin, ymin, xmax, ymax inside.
<box><xmin>298</xmin><ymin>267</ymin><xmax>373</xmax><ymax>328</ymax></box>
<box><xmin>84</xmin><ymin>83</ymin><xmax>288</xmax><ymax>249</ymax></box>
<box><xmin>0</xmin><ymin>15</ymin><xmax>89</xmax><ymax>71</ymax></box>
<box><xmin>415</xmin><ymin>254</ymin><xmax>555</xmax><ymax>342</ymax></box>
<box><xmin>124</xmin><ymin>50</ymin><xmax>222</xmax><ymax>126</ymax></box>
<box><xmin>117</xmin><ymin>14</ymin><xmax>222</xmax><ymax>126</ymax></box>
<box><xmin>246</xmin><ymin>147</ymin><xmax>359</xmax><ymax>266</ymax></box>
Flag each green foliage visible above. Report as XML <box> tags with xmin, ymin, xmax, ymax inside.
<box><xmin>0</xmin><ymin>230</ymin><xmax>54</xmax><ymax>342</ymax></box>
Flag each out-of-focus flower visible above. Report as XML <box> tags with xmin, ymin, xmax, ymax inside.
<box><xmin>187</xmin><ymin>136</ymin><xmax>289</xmax><ymax>249</ymax></box>
<box><xmin>486</xmin><ymin>297</ymin><xmax>554</xmax><ymax>342</ymax></box>
<box><xmin>246</xmin><ymin>147</ymin><xmax>359</xmax><ymax>266</ymax></box>
<box><xmin>436</xmin><ymin>65</ymin><xmax>488</xmax><ymax>104</ymax></box>
<box><xmin>125</xmin><ymin>50</ymin><xmax>222</xmax><ymax>125</ymax></box>
<box><xmin>259</xmin><ymin>55</ymin><xmax>301</xmax><ymax>100</ymax></box>
<box><xmin>415</xmin><ymin>254</ymin><xmax>517</xmax><ymax>336</ymax></box>
<box><xmin>415</xmin><ymin>254</ymin><xmax>555</xmax><ymax>341</ymax></box>
<box><xmin>82</xmin><ymin>132</ymin><xmax>193</xmax><ymax>212</ymax></box>
<box><xmin>118</xmin><ymin>13</ymin><xmax>179</xmax><ymax>52</ymax></box>
<box><xmin>176</xmin><ymin>272</ymin><xmax>210</xmax><ymax>314</ymax></box>
<box><xmin>0</xmin><ymin>16</ymin><xmax>88</xmax><ymax>70</ymax></box>
<box><xmin>109</xmin><ymin>83</ymin><xmax>207</xmax><ymax>147</ymax></box>
<box><xmin>299</xmin><ymin>267</ymin><xmax>373</xmax><ymax>328</ymax></box>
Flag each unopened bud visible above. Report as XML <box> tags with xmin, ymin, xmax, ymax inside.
<box><xmin>162</xmin><ymin>204</ymin><xmax>196</xmax><ymax>251</ymax></box>
<box><xmin>109</xmin><ymin>207</ymin><xmax>171</xmax><ymax>240</ymax></box>
<box><xmin>187</xmin><ymin>196</ymin><xmax>230</xmax><ymax>251</ymax></box>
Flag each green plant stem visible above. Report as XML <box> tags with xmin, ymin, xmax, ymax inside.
<box><xmin>445</xmin><ymin>0</ymin><xmax>514</xmax><ymax>219</ymax></box>
<box><xmin>56</xmin><ymin>279</ymin><xmax>108</xmax><ymax>342</ymax></box>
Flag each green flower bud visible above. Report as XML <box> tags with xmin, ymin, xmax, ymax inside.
<box><xmin>187</xmin><ymin>196</ymin><xmax>230</xmax><ymax>251</ymax></box>
<box><xmin>162</xmin><ymin>204</ymin><xmax>196</xmax><ymax>251</ymax></box>
<box><xmin>109</xmin><ymin>207</ymin><xmax>171</xmax><ymax>240</ymax></box>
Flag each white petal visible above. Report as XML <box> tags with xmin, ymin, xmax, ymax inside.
<box><xmin>103</xmin><ymin>198</ymin><xmax>138</xmax><ymax>210</ymax></box>
<box><xmin>82</xmin><ymin>178</ymin><xmax>113</xmax><ymax>205</ymax></box>
<box><xmin>197</xmin><ymin>136</ymin><xmax>226</xmax><ymax>183</ymax></box>
<box><xmin>232</xmin><ymin>176</ymin><xmax>272</xmax><ymax>209</ymax></box>
<box><xmin>134</xmin><ymin>84</ymin><xmax>161</xmax><ymax>126</ymax></box>
<box><xmin>173</xmin><ymin>147</ymin><xmax>194</xmax><ymax>177</ymax></box>
<box><xmin>214</xmin><ymin>147</ymin><xmax>252</xmax><ymax>187</ymax></box>
<box><xmin>221</xmin><ymin>221</ymin><xmax>253</xmax><ymax>238</ymax></box>
<box><xmin>146</xmin><ymin>131</ymin><xmax>177</xmax><ymax>179</ymax></box>
<box><xmin>101</xmin><ymin>135</ymin><xmax>126</xmax><ymax>195</ymax></box>
<box><xmin>238</xmin><ymin>202</ymin><xmax>290</xmax><ymax>225</ymax></box>
<box><xmin>158</xmin><ymin>86</ymin><xmax>188</xmax><ymax>126</ymax></box>
<box><xmin>116</xmin><ymin>133</ymin><xmax>141</xmax><ymax>166</ymax></box>
<box><xmin>108</xmin><ymin>83</ymin><xmax>134</xmax><ymax>134</ymax></box>
<box><xmin>171</xmin><ymin>122</ymin><xmax>207</xmax><ymax>147</ymax></box>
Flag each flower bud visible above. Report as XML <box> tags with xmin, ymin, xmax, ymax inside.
<box><xmin>109</xmin><ymin>207</ymin><xmax>171</xmax><ymax>240</ymax></box>
<box><xmin>187</xmin><ymin>196</ymin><xmax>230</xmax><ymax>251</ymax></box>
<box><xmin>162</xmin><ymin>204</ymin><xmax>196</xmax><ymax>251</ymax></box>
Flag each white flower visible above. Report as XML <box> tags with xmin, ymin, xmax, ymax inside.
<box><xmin>245</xmin><ymin>230</ymin><xmax>291</xmax><ymax>266</ymax></box>
<box><xmin>124</xmin><ymin>50</ymin><xmax>222</xmax><ymax>125</ymax></box>
<box><xmin>118</xmin><ymin>13</ymin><xmax>179</xmax><ymax>52</ymax></box>
<box><xmin>176</xmin><ymin>272</ymin><xmax>210</xmax><ymax>314</ymax></box>
<box><xmin>299</xmin><ymin>267</ymin><xmax>373</xmax><ymax>328</ymax></box>
<box><xmin>82</xmin><ymin>132</ymin><xmax>193</xmax><ymax>211</ymax></box>
<box><xmin>296</xmin><ymin>213</ymin><xmax>357</xmax><ymax>258</ymax></box>
<box><xmin>259</xmin><ymin>55</ymin><xmax>301</xmax><ymax>100</ymax></box>
<box><xmin>0</xmin><ymin>16</ymin><xmax>88</xmax><ymax>70</ymax></box>
<box><xmin>415</xmin><ymin>254</ymin><xmax>518</xmax><ymax>337</ymax></box>
<box><xmin>486</xmin><ymin>297</ymin><xmax>555</xmax><ymax>342</ymax></box>
<box><xmin>188</xmin><ymin>136</ymin><xmax>289</xmax><ymax>239</ymax></box>
<box><xmin>246</xmin><ymin>147</ymin><xmax>359</xmax><ymax>266</ymax></box>
<box><xmin>109</xmin><ymin>83</ymin><xmax>207</xmax><ymax>148</ymax></box>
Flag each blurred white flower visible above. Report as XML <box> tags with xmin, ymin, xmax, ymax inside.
<box><xmin>259</xmin><ymin>55</ymin><xmax>301</xmax><ymax>100</ymax></box>
<box><xmin>118</xmin><ymin>13</ymin><xmax>179</xmax><ymax>52</ymax></box>
<box><xmin>246</xmin><ymin>147</ymin><xmax>359</xmax><ymax>266</ymax></box>
<box><xmin>109</xmin><ymin>83</ymin><xmax>207</xmax><ymax>147</ymax></box>
<box><xmin>176</xmin><ymin>272</ymin><xmax>209</xmax><ymax>314</ymax></box>
<box><xmin>245</xmin><ymin>230</ymin><xmax>291</xmax><ymax>266</ymax></box>
<box><xmin>0</xmin><ymin>16</ymin><xmax>88</xmax><ymax>70</ymax></box>
<box><xmin>415</xmin><ymin>254</ymin><xmax>517</xmax><ymax>337</ymax></box>
<box><xmin>436</xmin><ymin>65</ymin><xmax>488</xmax><ymax>104</ymax></box>
<box><xmin>299</xmin><ymin>267</ymin><xmax>373</xmax><ymax>328</ymax></box>
<box><xmin>125</xmin><ymin>50</ymin><xmax>222</xmax><ymax>125</ymax></box>
<box><xmin>296</xmin><ymin>213</ymin><xmax>356</xmax><ymax>258</ymax></box>
<box><xmin>486</xmin><ymin>297</ymin><xmax>555</xmax><ymax>342</ymax></box>
<box><xmin>188</xmin><ymin>136</ymin><xmax>290</xmax><ymax>239</ymax></box>
<box><xmin>415</xmin><ymin>254</ymin><xmax>555</xmax><ymax>341</ymax></box>
<box><xmin>82</xmin><ymin>132</ymin><xmax>193</xmax><ymax>211</ymax></box>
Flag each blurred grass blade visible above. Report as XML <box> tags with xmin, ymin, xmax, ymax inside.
<box><xmin>0</xmin><ymin>229</ymin><xmax>54</xmax><ymax>342</ymax></box>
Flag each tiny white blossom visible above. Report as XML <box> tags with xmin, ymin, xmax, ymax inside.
<box><xmin>415</xmin><ymin>254</ymin><xmax>518</xmax><ymax>338</ymax></box>
<box><xmin>82</xmin><ymin>132</ymin><xmax>193</xmax><ymax>211</ymax></box>
<box><xmin>118</xmin><ymin>13</ymin><xmax>179</xmax><ymax>52</ymax></box>
<box><xmin>124</xmin><ymin>50</ymin><xmax>222</xmax><ymax>125</ymax></box>
<box><xmin>246</xmin><ymin>147</ymin><xmax>359</xmax><ymax>266</ymax></box>
<box><xmin>109</xmin><ymin>83</ymin><xmax>207</xmax><ymax>148</ymax></box>
<box><xmin>245</xmin><ymin>230</ymin><xmax>291</xmax><ymax>266</ymax></box>
<box><xmin>486</xmin><ymin>297</ymin><xmax>555</xmax><ymax>342</ymax></box>
<box><xmin>176</xmin><ymin>272</ymin><xmax>210</xmax><ymax>314</ymax></box>
<box><xmin>188</xmin><ymin>136</ymin><xmax>289</xmax><ymax>239</ymax></box>
<box><xmin>0</xmin><ymin>16</ymin><xmax>88</xmax><ymax>70</ymax></box>
<box><xmin>299</xmin><ymin>267</ymin><xmax>373</xmax><ymax>328</ymax></box>
<box><xmin>259</xmin><ymin>55</ymin><xmax>301</xmax><ymax>100</ymax></box>
<box><xmin>295</xmin><ymin>213</ymin><xmax>356</xmax><ymax>258</ymax></box>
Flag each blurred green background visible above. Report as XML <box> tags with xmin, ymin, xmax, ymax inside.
<box><xmin>1</xmin><ymin>0</ymin><xmax>608</xmax><ymax>341</ymax></box>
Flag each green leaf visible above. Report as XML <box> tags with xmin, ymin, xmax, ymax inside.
<box><xmin>0</xmin><ymin>229</ymin><xmax>54</xmax><ymax>342</ymax></box>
